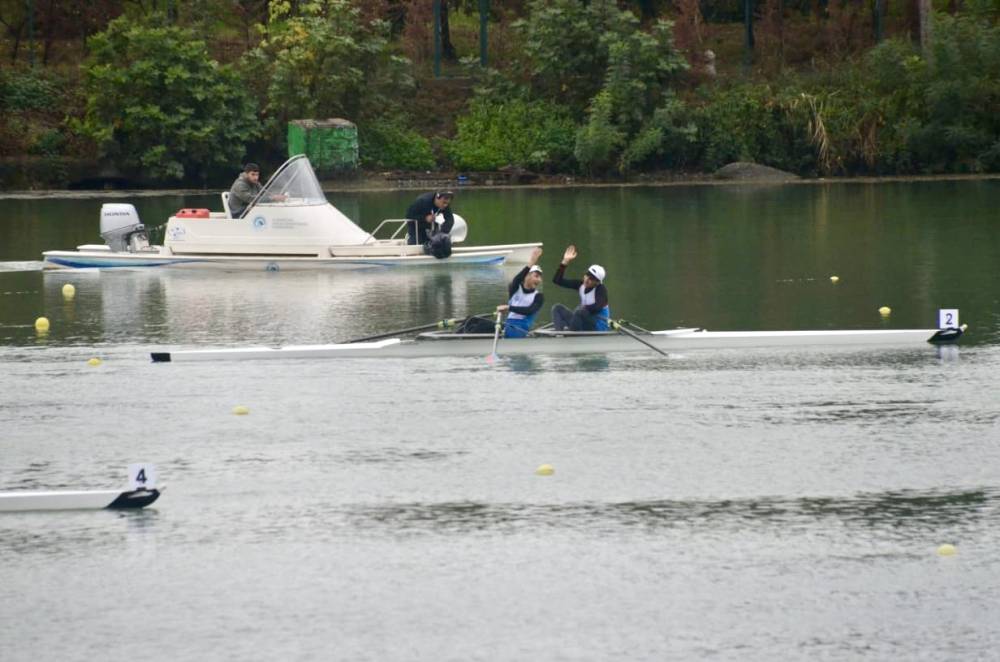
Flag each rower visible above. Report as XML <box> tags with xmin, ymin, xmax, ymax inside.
<box><xmin>551</xmin><ymin>244</ymin><xmax>610</xmax><ymax>331</ymax></box>
<box><xmin>497</xmin><ymin>248</ymin><xmax>544</xmax><ymax>338</ymax></box>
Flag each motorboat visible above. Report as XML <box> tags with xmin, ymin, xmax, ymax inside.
<box><xmin>150</xmin><ymin>323</ymin><xmax>965</xmax><ymax>362</ymax></box>
<box><xmin>42</xmin><ymin>155</ymin><xmax>541</xmax><ymax>271</ymax></box>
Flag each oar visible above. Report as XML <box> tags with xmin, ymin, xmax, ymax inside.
<box><xmin>611</xmin><ymin>319</ymin><xmax>670</xmax><ymax>357</ymax></box>
<box><xmin>344</xmin><ymin>318</ymin><xmax>466</xmax><ymax>344</ymax></box>
<box><xmin>486</xmin><ymin>310</ymin><xmax>503</xmax><ymax>364</ymax></box>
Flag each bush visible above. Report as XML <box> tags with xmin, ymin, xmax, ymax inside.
<box><xmin>28</xmin><ymin>129</ymin><xmax>67</xmax><ymax>157</ymax></box>
<box><xmin>75</xmin><ymin>15</ymin><xmax>259</xmax><ymax>182</ymax></box>
<box><xmin>449</xmin><ymin>98</ymin><xmax>577</xmax><ymax>172</ymax></box>
<box><xmin>359</xmin><ymin>117</ymin><xmax>436</xmax><ymax>170</ymax></box>
<box><xmin>805</xmin><ymin>16</ymin><xmax>1000</xmax><ymax>175</ymax></box>
<box><xmin>0</xmin><ymin>68</ymin><xmax>62</xmax><ymax>111</ymax></box>
<box><xmin>619</xmin><ymin>94</ymin><xmax>698</xmax><ymax>172</ymax></box>
<box><xmin>574</xmin><ymin>91</ymin><xmax>625</xmax><ymax>175</ymax></box>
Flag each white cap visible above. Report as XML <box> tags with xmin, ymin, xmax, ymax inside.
<box><xmin>528</xmin><ymin>265</ymin><xmax>543</xmax><ymax>275</ymax></box>
<box><xmin>587</xmin><ymin>264</ymin><xmax>605</xmax><ymax>282</ymax></box>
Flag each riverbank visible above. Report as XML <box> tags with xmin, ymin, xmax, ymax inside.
<box><xmin>2</xmin><ymin>169</ymin><xmax>999</xmax><ymax>200</ymax></box>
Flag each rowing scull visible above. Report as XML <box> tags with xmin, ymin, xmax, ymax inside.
<box><xmin>151</xmin><ymin>325</ymin><xmax>964</xmax><ymax>362</ymax></box>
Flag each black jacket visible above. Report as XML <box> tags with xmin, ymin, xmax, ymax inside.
<box><xmin>405</xmin><ymin>192</ymin><xmax>455</xmax><ymax>244</ymax></box>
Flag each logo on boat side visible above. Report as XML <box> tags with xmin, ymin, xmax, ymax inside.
<box><xmin>168</xmin><ymin>226</ymin><xmax>186</xmax><ymax>240</ymax></box>
<box><xmin>265</xmin><ymin>262</ymin><xmax>280</xmax><ymax>272</ymax></box>
<box><xmin>252</xmin><ymin>216</ymin><xmax>267</xmax><ymax>230</ymax></box>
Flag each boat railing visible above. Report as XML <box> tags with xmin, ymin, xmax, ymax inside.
<box><xmin>364</xmin><ymin>219</ymin><xmax>411</xmax><ymax>244</ymax></box>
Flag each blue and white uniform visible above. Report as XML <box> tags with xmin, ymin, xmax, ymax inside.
<box><xmin>552</xmin><ymin>263</ymin><xmax>610</xmax><ymax>331</ymax></box>
<box><xmin>505</xmin><ymin>266</ymin><xmax>544</xmax><ymax>338</ymax></box>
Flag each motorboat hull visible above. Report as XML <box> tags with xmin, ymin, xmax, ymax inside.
<box><xmin>42</xmin><ymin>247</ymin><xmax>516</xmax><ymax>271</ymax></box>
<box><xmin>151</xmin><ymin>326</ymin><xmax>963</xmax><ymax>362</ymax></box>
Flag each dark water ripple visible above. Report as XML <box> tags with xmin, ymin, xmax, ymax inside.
<box><xmin>336</xmin><ymin>488</ymin><xmax>1000</xmax><ymax>536</ymax></box>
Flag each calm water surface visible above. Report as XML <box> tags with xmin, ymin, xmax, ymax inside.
<box><xmin>1</xmin><ymin>181</ymin><xmax>999</xmax><ymax>661</ymax></box>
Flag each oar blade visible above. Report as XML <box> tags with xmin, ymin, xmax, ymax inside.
<box><xmin>486</xmin><ymin>311</ymin><xmax>503</xmax><ymax>364</ymax></box>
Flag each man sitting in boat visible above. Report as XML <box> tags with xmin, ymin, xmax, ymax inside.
<box><xmin>405</xmin><ymin>190</ymin><xmax>455</xmax><ymax>246</ymax></box>
<box><xmin>228</xmin><ymin>163</ymin><xmax>285</xmax><ymax>218</ymax></box>
<box><xmin>496</xmin><ymin>247</ymin><xmax>545</xmax><ymax>338</ymax></box>
<box><xmin>551</xmin><ymin>245</ymin><xmax>610</xmax><ymax>331</ymax></box>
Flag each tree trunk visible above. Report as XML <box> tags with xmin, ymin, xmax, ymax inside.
<box><xmin>441</xmin><ymin>1</ymin><xmax>456</xmax><ymax>61</ymax></box>
<box><xmin>918</xmin><ymin>0</ymin><xmax>932</xmax><ymax>53</ymax></box>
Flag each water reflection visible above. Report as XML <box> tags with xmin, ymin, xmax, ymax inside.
<box><xmin>937</xmin><ymin>345</ymin><xmax>961</xmax><ymax>362</ymax></box>
<box><xmin>30</xmin><ymin>267</ymin><xmax>509</xmax><ymax>347</ymax></box>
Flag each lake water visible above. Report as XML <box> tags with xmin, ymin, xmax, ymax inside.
<box><xmin>2</xmin><ymin>180</ymin><xmax>999</xmax><ymax>661</ymax></box>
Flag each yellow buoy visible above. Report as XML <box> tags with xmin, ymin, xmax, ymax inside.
<box><xmin>62</xmin><ymin>283</ymin><xmax>76</xmax><ymax>299</ymax></box>
<box><xmin>937</xmin><ymin>544</ymin><xmax>957</xmax><ymax>556</ymax></box>
<box><xmin>535</xmin><ymin>463</ymin><xmax>554</xmax><ymax>476</ymax></box>
<box><xmin>879</xmin><ymin>306</ymin><xmax>892</xmax><ymax>316</ymax></box>
<box><xmin>232</xmin><ymin>405</ymin><xmax>250</xmax><ymax>416</ymax></box>
<box><xmin>34</xmin><ymin>317</ymin><xmax>50</xmax><ymax>332</ymax></box>
<box><xmin>87</xmin><ymin>357</ymin><xmax>102</xmax><ymax>367</ymax></box>
<box><xmin>829</xmin><ymin>275</ymin><xmax>839</xmax><ymax>283</ymax></box>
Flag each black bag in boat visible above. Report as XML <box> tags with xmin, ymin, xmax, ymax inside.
<box><xmin>456</xmin><ymin>315</ymin><xmax>496</xmax><ymax>334</ymax></box>
<box><xmin>423</xmin><ymin>232</ymin><xmax>452</xmax><ymax>259</ymax></box>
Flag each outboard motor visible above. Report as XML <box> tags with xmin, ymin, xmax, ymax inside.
<box><xmin>423</xmin><ymin>232</ymin><xmax>453</xmax><ymax>259</ymax></box>
<box><xmin>100</xmin><ymin>203</ymin><xmax>150</xmax><ymax>252</ymax></box>
<box><xmin>436</xmin><ymin>212</ymin><xmax>468</xmax><ymax>243</ymax></box>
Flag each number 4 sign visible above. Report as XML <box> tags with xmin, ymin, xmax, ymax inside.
<box><xmin>128</xmin><ymin>463</ymin><xmax>157</xmax><ymax>490</ymax></box>
<box><xmin>938</xmin><ymin>309</ymin><xmax>959</xmax><ymax>329</ymax></box>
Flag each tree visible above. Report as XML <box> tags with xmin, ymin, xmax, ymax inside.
<box><xmin>76</xmin><ymin>15</ymin><xmax>260</xmax><ymax>181</ymax></box>
<box><xmin>248</xmin><ymin>0</ymin><xmax>412</xmax><ymax>134</ymax></box>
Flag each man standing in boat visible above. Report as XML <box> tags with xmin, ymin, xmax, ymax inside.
<box><xmin>405</xmin><ymin>190</ymin><xmax>455</xmax><ymax>246</ymax></box>
<box><xmin>551</xmin><ymin>245</ymin><xmax>611</xmax><ymax>331</ymax></box>
<box><xmin>228</xmin><ymin>163</ymin><xmax>285</xmax><ymax>218</ymax></box>
<box><xmin>496</xmin><ymin>247</ymin><xmax>544</xmax><ymax>338</ymax></box>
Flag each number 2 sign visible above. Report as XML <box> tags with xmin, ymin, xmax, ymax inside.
<box><xmin>938</xmin><ymin>309</ymin><xmax>959</xmax><ymax>329</ymax></box>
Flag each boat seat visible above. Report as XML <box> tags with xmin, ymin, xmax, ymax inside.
<box><xmin>221</xmin><ymin>192</ymin><xmax>232</xmax><ymax>218</ymax></box>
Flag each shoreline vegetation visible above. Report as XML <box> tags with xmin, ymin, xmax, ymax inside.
<box><xmin>2</xmin><ymin>171</ymin><xmax>998</xmax><ymax>201</ymax></box>
<box><xmin>1</xmin><ymin>2</ymin><xmax>997</xmax><ymax>192</ymax></box>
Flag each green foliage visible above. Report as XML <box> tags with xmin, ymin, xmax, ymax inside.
<box><xmin>515</xmin><ymin>0</ymin><xmax>686</xmax><ymax>115</ymax></box>
<box><xmin>75</xmin><ymin>16</ymin><xmax>259</xmax><ymax>181</ymax></box>
<box><xmin>515</xmin><ymin>0</ymin><xmax>687</xmax><ymax>174</ymax></box>
<box><xmin>643</xmin><ymin>83</ymin><xmax>825</xmax><ymax>176</ymax></box>
<box><xmin>28</xmin><ymin>129</ymin><xmax>67</xmax><ymax>157</ymax></box>
<box><xmin>249</xmin><ymin>0</ymin><xmax>413</xmax><ymax>137</ymax></box>
<box><xmin>574</xmin><ymin>91</ymin><xmax>625</xmax><ymax>175</ymax></box>
<box><xmin>513</xmin><ymin>0</ymin><xmax>622</xmax><ymax>109</ymax></box>
<box><xmin>602</xmin><ymin>18</ymin><xmax>688</xmax><ymax>132</ymax></box>
<box><xmin>449</xmin><ymin>98</ymin><xmax>577</xmax><ymax>172</ymax></box>
<box><xmin>358</xmin><ymin>117</ymin><xmax>436</xmax><ymax>170</ymax></box>
<box><xmin>619</xmin><ymin>94</ymin><xmax>698</xmax><ymax>172</ymax></box>
<box><xmin>820</xmin><ymin>15</ymin><xmax>1000</xmax><ymax>174</ymax></box>
<box><xmin>909</xmin><ymin>15</ymin><xmax>1000</xmax><ymax>172</ymax></box>
<box><xmin>0</xmin><ymin>69</ymin><xmax>62</xmax><ymax>111</ymax></box>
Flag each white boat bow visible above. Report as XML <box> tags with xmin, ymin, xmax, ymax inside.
<box><xmin>0</xmin><ymin>464</ymin><xmax>162</xmax><ymax>512</ymax></box>
<box><xmin>0</xmin><ymin>488</ymin><xmax>161</xmax><ymax>512</ymax></box>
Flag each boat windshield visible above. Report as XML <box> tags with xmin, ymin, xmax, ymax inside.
<box><xmin>253</xmin><ymin>155</ymin><xmax>327</xmax><ymax>208</ymax></box>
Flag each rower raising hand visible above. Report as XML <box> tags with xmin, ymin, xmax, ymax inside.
<box><xmin>529</xmin><ymin>246</ymin><xmax>543</xmax><ymax>266</ymax></box>
<box><xmin>562</xmin><ymin>244</ymin><xmax>577</xmax><ymax>264</ymax></box>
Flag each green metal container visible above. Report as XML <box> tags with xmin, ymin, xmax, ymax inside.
<box><xmin>287</xmin><ymin>118</ymin><xmax>358</xmax><ymax>175</ymax></box>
